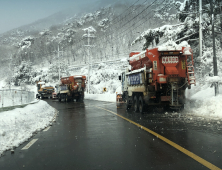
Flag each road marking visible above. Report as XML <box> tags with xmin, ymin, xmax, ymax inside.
<box><xmin>43</xmin><ymin>126</ymin><xmax>51</xmax><ymax>131</ymax></box>
<box><xmin>96</xmin><ymin>106</ymin><xmax>221</xmax><ymax>170</ymax></box>
<box><xmin>21</xmin><ymin>139</ymin><xmax>38</xmax><ymax>150</ymax></box>
<box><xmin>101</xmin><ymin>103</ymin><xmax>115</xmax><ymax>106</ymax></box>
<box><xmin>83</xmin><ymin>103</ymin><xmax>114</xmax><ymax>107</ymax></box>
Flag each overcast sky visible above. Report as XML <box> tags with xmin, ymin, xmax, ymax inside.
<box><xmin>0</xmin><ymin>0</ymin><xmax>139</xmax><ymax>34</ymax></box>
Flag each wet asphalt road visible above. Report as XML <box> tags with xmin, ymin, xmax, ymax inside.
<box><xmin>0</xmin><ymin>99</ymin><xmax>222</xmax><ymax>170</ymax></box>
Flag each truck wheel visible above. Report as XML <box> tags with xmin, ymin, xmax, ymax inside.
<box><xmin>79</xmin><ymin>95</ymin><xmax>84</xmax><ymax>102</ymax></box>
<box><xmin>58</xmin><ymin>94</ymin><xmax>61</xmax><ymax>102</ymax></box>
<box><xmin>133</xmin><ymin>95</ymin><xmax>138</xmax><ymax>112</ymax></box>
<box><xmin>139</xmin><ymin>96</ymin><xmax>144</xmax><ymax>113</ymax></box>
<box><xmin>180</xmin><ymin>104</ymin><xmax>185</xmax><ymax>111</ymax></box>
<box><xmin>126</xmin><ymin>100</ymin><xmax>131</xmax><ymax>110</ymax></box>
<box><xmin>65</xmin><ymin>95</ymin><xmax>68</xmax><ymax>102</ymax></box>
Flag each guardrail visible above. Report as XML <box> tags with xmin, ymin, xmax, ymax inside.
<box><xmin>0</xmin><ymin>89</ymin><xmax>35</xmax><ymax>108</ymax></box>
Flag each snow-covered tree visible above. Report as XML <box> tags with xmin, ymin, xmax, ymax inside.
<box><xmin>47</xmin><ymin>62</ymin><xmax>70</xmax><ymax>81</ymax></box>
<box><xmin>12</xmin><ymin>61</ymin><xmax>37</xmax><ymax>86</ymax></box>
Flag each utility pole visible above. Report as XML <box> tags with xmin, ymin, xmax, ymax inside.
<box><xmin>58</xmin><ymin>45</ymin><xmax>63</xmax><ymax>83</ymax></box>
<box><xmin>199</xmin><ymin>0</ymin><xmax>203</xmax><ymax>59</ymax></box>
<box><xmin>9</xmin><ymin>54</ymin><xmax>12</xmax><ymax>89</ymax></box>
<box><xmin>87</xmin><ymin>29</ymin><xmax>90</xmax><ymax>94</ymax></box>
<box><xmin>83</xmin><ymin>27</ymin><xmax>96</xmax><ymax>94</ymax></box>
<box><xmin>210</xmin><ymin>0</ymin><xmax>219</xmax><ymax>96</ymax></box>
<box><xmin>220</xmin><ymin>2</ymin><xmax>222</xmax><ymax>48</ymax></box>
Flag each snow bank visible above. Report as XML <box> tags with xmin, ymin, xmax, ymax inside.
<box><xmin>206</xmin><ymin>76</ymin><xmax>222</xmax><ymax>83</ymax></box>
<box><xmin>77</xmin><ymin>63</ymin><xmax>122</xmax><ymax>94</ymax></box>
<box><xmin>185</xmin><ymin>95</ymin><xmax>222</xmax><ymax>119</ymax></box>
<box><xmin>0</xmin><ymin>100</ymin><xmax>55</xmax><ymax>156</ymax></box>
<box><xmin>185</xmin><ymin>86</ymin><xmax>222</xmax><ymax>119</ymax></box>
<box><xmin>85</xmin><ymin>93</ymin><xmax>116</xmax><ymax>102</ymax></box>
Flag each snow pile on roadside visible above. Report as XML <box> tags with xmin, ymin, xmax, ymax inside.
<box><xmin>84</xmin><ymin>86</ymin><xmax>122</xmax><ymax>102</ymax></box>
<box><xmin>73</xmin><ymin>62</ymin><xmax>125</xmax><ymax>94</ymax></box>
<box><xmin>0</xmin><ymin>79</ymin><xmax>7</xmax><ymax>89</ymax></box>
<box><xmin>85</xmin><ymin>93</ymin><xmax>116</xmax><ymax>102</ymax></box>
<box><xmin>0</xmin><ymin>100</ymin><xmax>55</xmax><ymax>156</ymax></box>
<box><xmin>185</xmin><ymin>86</ymin><xmax>222</xmax><ymax>119</ymax></box>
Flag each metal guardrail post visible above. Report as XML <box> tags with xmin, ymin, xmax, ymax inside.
<box><xmin>2</xmin><ymin>90</ymin><xmax>4</xmax><ymax>108</ymax></box>
<box><xmin>0</xmin><ymin>91</ymin><xmax>1</xmax><ymax>108</ymax></box>
<box><xmin>12</xmin><ymin>90</ymin><xmax>15</xmax><ymax>106</ymax></box>
<box><xmin>20</xmin><ymin>90</ymin><xmax>23</xmax><ymax>105</ymax></box>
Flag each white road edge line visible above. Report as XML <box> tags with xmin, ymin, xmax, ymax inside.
<box><xmin>52</xmin><ymin>109</ymin><xmax>58</xmax><ymax>122</ymax></box>
<box><xmin>102</xmin><ymin>103</ymin><xmax>115</xmax><ymax>106</ymax></box>
<box><xmin>85</xmin><ymin>103</ymin><xmax>114</xmax><ymax>107</ymax></box>
<box><xmin>43</xmin><ymin>126</ymin><xmax>51</xmax><ymax>131</ymax></box>
<box><xmin>21</xmin><ymin>139</ymin><xmax>38</xmax><ymax>150</ymax></box>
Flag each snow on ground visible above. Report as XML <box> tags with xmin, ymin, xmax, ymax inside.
<box><xmin>72</xmin><ymin>61</ymin><xmax>222</xmax><ymax>121</ymax></box>
<box><xmin>0</xmin><ymin>80</ymin><xmax>36</xmax><ymax>107</ymax></box>
<box><xmin>84</xmin><ymin>81</ymin><xmax>222</xmax><ymax>121</ymax></box>
<box><xmin>184</xmin><ymin>84</ymin><xmax>222</xmax><ymax>119</ymax></box>
<box><xmin>185</xmin><ymin>94</ymin><xmax>222</xmax><ymax>119</ymax></box>
<box><xmin>84</xmin><ymin>86</ymin><xmax>122</xmax><ymax>102</ymax></box>
<box><xmin>0</xmin><ymin>78</ymin><xmax>58</xmax><ymax>107</ymax></box>
<box><xmin>0</xmin><ymin>100</ymin><xmax>55</xmax><ymax>156</ymax></box>
<box><xmin>70</xmin><ymin>61</ymin><xmax>126</xmax><ymax>94</ymax></box>
<box><xmin>0</xmin><ymin>57</ymin><xmax>221</xmax><ymax>152</ymax></box>
<box><xmin>0</xmin><ymin>78</ymin><xmax>8</xmax><ymax>89</ymax></box>
<box><xmin>85</xmin><ymin>93</ymin><xmax>116</xmax><ymax>102</ymax></box>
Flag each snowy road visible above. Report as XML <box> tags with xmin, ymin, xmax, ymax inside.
<box><xmin>0</xmin><ymin>99</ymin><xmax>222</xmax><ymax>170</ymax></box>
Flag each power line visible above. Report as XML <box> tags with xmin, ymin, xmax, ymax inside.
<box><xmin>40</xmin><ymin>0</ymin><xmax>164</xmax><ymax>64</ymax></box>
<box><xmin>75</xmin><ymin>0</ymin><xmax>160</xmax><ymax>55</ymax></box>
<box><xmin>95</xmin><ymin>0</ymin><xmax>153</xmax><ymax>43</ymax></box>
<box><xmin>64</xmin><ymin>0</ymin><xmax>152</xmax><ymax>50</ymax></box>
<box><xmin>98</xmin><ymin>0</ymin><xmax>166</xmax><ymax>45</ymax></box>
<box><xmin>63</xmin><ymin>0</ymin><xmax>143</xmax><ymax>50</ymax></box>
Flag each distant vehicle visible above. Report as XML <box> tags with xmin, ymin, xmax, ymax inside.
<box><xmin>118</xmin><ymin>45</ymin><xmax>196</xmax><ymax>111</ymax></box>
<box><xmin>57</xmin><ymin>75</ymin><xmax>86</xmax><ymax>102</ymax></box>
<box><xmin>36</xmin><ymin>81</ymin><xmax>54</xmax><ymax>99</ymax></box>
<box><xmin>52</xmin><ymin>84</ymin><xmax>59</xmax><ymax>99</ymax></box>
<box><xmin>52</xmin><ymin>92</ymin><xmax>57</xmax><ymax>99</ymax></box>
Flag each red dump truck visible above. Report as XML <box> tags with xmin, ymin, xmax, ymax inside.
<box><xmin>118</xmin><ymin>45</ymin><xmax>196</xmax><ymax>111</ymax></box>
<box><xmin>57</xmin><ymin>75</ymin><xmax>86</xmax><ymax>102</ymax></box>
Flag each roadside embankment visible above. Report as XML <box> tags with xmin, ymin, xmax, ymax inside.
<box><xmin>0</xmin><ymin>100</ymin><xmax>56</xmax><ymax>156</ymax></box>
<box><xmin>85</xmin><ymin>93</ymin><xmax>116</xmax><ymax>102</ymax></box>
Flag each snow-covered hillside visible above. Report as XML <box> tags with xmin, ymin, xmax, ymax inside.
<box><xmin>0</xmin><ymin>0</ymin><xmax>221</xmax><ymax>118</ymax></box>
<box><xmin>0</xmin><ymin>0</ymin><xmax>180</xmax><ymax>80</ymax></box>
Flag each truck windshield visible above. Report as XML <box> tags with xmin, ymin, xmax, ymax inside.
<box><xmin>60</xmin><ymin>85</ymin><xmax>68</xmax><ymax>91</ymax></box>
<box><xmin>75</xmin><ymin>79</ymin><xmax>82</xmax><ymax>83</ymax></box>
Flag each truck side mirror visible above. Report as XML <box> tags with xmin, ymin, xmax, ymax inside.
<box><xmin>119</xmin><ymin>75</ymin><xmax>121</xmax><ymax>81</ymax></box>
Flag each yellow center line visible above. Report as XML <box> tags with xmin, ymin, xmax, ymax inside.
<box><xmin>96</xmin><ymin>106</ymin><xmax>221</xmax><ymax>170</ymax></box>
